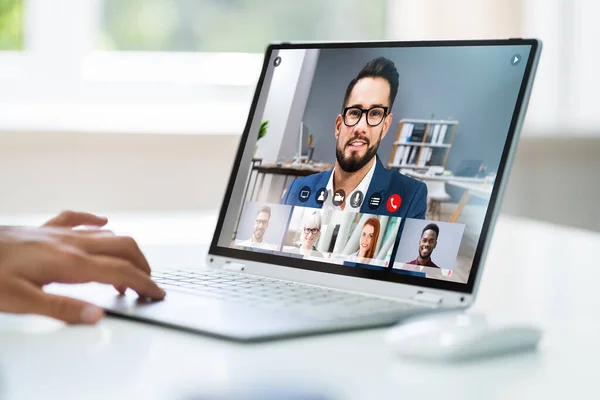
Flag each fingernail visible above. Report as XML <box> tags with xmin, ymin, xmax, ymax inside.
<box><xmin>81</xmin><ymin>305</ymin><xmax>104</xmax><ymax>324</ymax></box>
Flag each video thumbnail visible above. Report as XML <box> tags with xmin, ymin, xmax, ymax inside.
<box><xmin>393</xmin><ymin>218</ymin><xmax>465</xmax><ymax>279</ymax></box>
<box><xmin>233</xmin><ymin>202</ymin><xmax>292</xmax><ymax>252</ymax></box>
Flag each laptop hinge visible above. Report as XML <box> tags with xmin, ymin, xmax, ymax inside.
<box><xmin>413</xmin><ymin>290</ymin><xmax>443</xmax><ymax>305</ymax></box>
<box><xmin>222</xmin><ymin>262</ymin><xmax>246</xmax><ymax>272</ymax></box>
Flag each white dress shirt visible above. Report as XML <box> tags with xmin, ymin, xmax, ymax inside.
<box><xmin>322</xmin><ymin>156</ymin><xmax>377</xmax><ymax>212</ymax></box>
<box><xmin>235</xmin><ymin>238</ymin><xmax>278</xmax><ymax>250</ymax></box>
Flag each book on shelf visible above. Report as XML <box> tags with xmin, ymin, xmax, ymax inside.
<box><xmin>402</xmin><ymin>146</ymin><xmax>413</xmax><ymax>165</ymax></box>
<box><xmin>392</xmin><ymin>145</ymin><xmax>405</xmax><ymax>165</ymax></box>
<box><xmin>428</xmin><ymin>148</ymin><xmax>445</xmax><ymax>166</ymax></box>
<box><xmin>431</xmin><ymin>124</ymin><xmax>440</xmax><ymax>144</ymax></box>
<box><xmin>409</xmin><ymin>123</ymin><xmax>426</xmax><ymax>143</ymax></box>
<box><xmin>438</xmin><ymin>124</ymin><xmax>448</xmax><ymax>144</ymax></box>
<box><xmin>417</xmin><ymin>148</ymin><xmax>433</xmax><ymax>167</ymax></box>
<box><xmin>398</xmin><ymin>122</ymin><xmax>415</xmax><ymax>143</ymax></box>
<box><xmin>407</xmin><ymin>147</ymin><xmax>418</xmax><ymax>165</ymax></box>
<box><xmin>417</xmin><ymin>148</ymin><xmax>427</xmax><ymax>167</ymax></box>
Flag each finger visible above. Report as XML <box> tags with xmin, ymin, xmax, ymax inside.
<box><xmin>0</xmin><ymin>278</ymin><xmax>104</xmax><ymax>324</ymax></box>
<box><xmin>72</xmin><ymin>229</ymin><xmax>114</xmax><ymax>235</ymax></box>
<box><xmin>45</xmin><ymin>251</ymin><xmax>165</xmax><ymax>300</ymax></box>
<box><xmin>43</xmin><ymin>210</ymin><xmax>108</xmax><ymax>228</ymax></box>
<box><xmin>114</xmin><ymin>285</ymin><xmax>127</xmax><ymax>295</ymax></box>
<box><xmin>40</xmin><ymin>293</ymin><xmax>105</xmax><ymax>324</ymax></box>
<box><xmin>66</xmin><ymin>234</ymin><xmax>151</xmax><ymax>275</ymax></box>
<box><xmin>91</xmin><ymin>255</ymin><xmax>165</xmax><ymax>299</ymax></box>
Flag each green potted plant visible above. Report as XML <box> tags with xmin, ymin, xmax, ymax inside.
<box><xmin>255</xmin><ymin>120</ymin><xmax>268</xmax><ymax>157</ymax></box>
<box><xmin>258</xmin><ymin>120</ymin><xmax>269</xmax><ymax>140</ymax></box>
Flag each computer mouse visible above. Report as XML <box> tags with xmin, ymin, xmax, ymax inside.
<box><xmin>386</xmin><ymin>312</ymin><xmax>542</xmax><ymax>361</ymax></box>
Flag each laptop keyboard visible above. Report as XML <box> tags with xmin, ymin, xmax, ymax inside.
<box><xmin>152</xmin><ymin>269</ymin><xmax>426</xmax><ymax>321</ymax></box>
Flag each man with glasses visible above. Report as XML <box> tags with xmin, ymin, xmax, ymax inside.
<box><xmin>236</xmin><ymin>205</ymin><xmax>278</xmax><ymax>250</ymax></box>
<box><xmin>282</xmin><ymin>57</ymin><xmax>427</xmax><ymax>218</ymax></box>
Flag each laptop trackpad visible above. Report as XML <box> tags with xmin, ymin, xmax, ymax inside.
<box><xmin>45</xmin><ymin>283</ymin><xmax>313</xmax><ymax>341</ymax></box>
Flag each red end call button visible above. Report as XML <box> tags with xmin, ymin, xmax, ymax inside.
<box><xmin>386</xmin><ymin>194</ymin><xmax>401</xmax><ymax>213</ymax></box>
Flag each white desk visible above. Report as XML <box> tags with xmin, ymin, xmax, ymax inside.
<box><xmin>404</xmin><ymin>170</ymin><xmax>487</xmax><ymax>184</ymax></box>
<box><xmin>446</xmin><ymin>180</ymin><xmax>494</xmax><ymax>222</ymax></box>
<box><xmin>403</xmin><ymin>171</ymin><xmax>493</xmax><ymax>222</ymax></box>
<box><xmin>447</xmin><ymin>180</ymin><xmax>493</xmax><ymax>199</ymax></box>
<box><xmin>1</xmin><ymin>212</ymin><xmax>600</xmax><ymax>399</ymax></box>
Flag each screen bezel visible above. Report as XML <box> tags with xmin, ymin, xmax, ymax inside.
<box><xmin>209</xmin><ymin>39</ymin><xmax>540</xmax><ymax>294</ymax></box>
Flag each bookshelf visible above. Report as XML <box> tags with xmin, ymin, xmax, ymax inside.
<box><xmin>387</xmin><ymin>118</ymin><xmax>458</xmax><ymax>171</ymax></box>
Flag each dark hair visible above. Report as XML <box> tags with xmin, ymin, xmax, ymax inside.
<box><xmin>342</xmin><ymin>57</ymin><xmax>399</xmax><ymax>110</ymax></box>
<box><xmin>257</xmin><ymin>205</ymin><xmax>271</xmax><ymax>219</ymax></box>
<box><xmin>421</xmin><ymin>223</ymin><xmax>439</xmax><ymax>239</ymax></box>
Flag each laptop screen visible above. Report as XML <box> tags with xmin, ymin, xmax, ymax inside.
<box><xmin>211</xmin><ymin>40</ymin><xmax>539</xmax><ymax>294</ymax></box>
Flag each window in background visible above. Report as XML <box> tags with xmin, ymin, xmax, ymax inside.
<box><xmin>0</xmin><ymin>0</ymin><xmax>23</xmax><ymax>50</ymax></box>
<box><xmin>389</xmin><ymin>0</ymin><xmax>600</xmax><ymax>135</ymax></box>
<box><xmin>99</xmin><ymin>0</ymin><xmax>387</xmax><ymax>52</ymax></box>
<box><xmin>1</xmin><ymin>0</ymin><xmax>598</xmax><ymax>137</ymax></box>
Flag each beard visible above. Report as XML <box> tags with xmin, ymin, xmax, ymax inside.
<box><xmin>419</xmin><ymin>247</ymin><xmax>432</xmax><ymax>259</ymax></box>
<box><xmin>336</xmin><ymin>130</ymin><xmax>382</xmax><ymax>173</ymax></box>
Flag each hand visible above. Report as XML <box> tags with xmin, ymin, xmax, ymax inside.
<box><xmin>0</xmin><ymin>211</ymin><xmax>165</xmax><ymax>324</ymax></box>
<box><xmin>43</xmin><ymin>211</ymin><xmax>134</xmax><ymax>296</ymax></box>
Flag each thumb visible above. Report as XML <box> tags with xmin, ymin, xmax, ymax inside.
<box><xmin>39</xmin><ymin>293</ymin><xmax>105</xmax><ymax>324</ymax></box>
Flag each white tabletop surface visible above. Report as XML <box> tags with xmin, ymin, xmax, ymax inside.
<box><xmin>1</xmin><ymin>212</ymin><xmax>600</xmax><ymax>400</ymax></box>
<box><xmin>447</xmin><ymin>180</ymin><xmax>493</xmax><ymax>199</ymax></box>
<box><xmin>404</xmin><ymin>170</ymin><xmax>488</xmax><ymax>183</ymax></box>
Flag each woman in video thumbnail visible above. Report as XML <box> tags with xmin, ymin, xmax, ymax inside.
<box><xmin>290</xmin><ymin>210</ymin><xmax>324</xmax><ymax>258</ymax></box>
<box><xmin>299</xmin><ymin>210</ymin><xmax>324</xmax><ymax>257</ymax></box>
<box><xmin>348</xmin><ymin>217</ymin><xmax>380</xmax><ymax>261</ymax></box>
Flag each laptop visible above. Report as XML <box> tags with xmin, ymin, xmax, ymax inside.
<box><xmin>48</xmin><ymin>39</ymin><xmax>541</xmax><ymax>341</ymax></box>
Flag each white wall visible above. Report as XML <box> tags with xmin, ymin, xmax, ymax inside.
<box><xmin>502</xmin><ymin>137</ymin><xmax>600</xmax><ymax>232</ymax></box>
<box><xmin>252</xmin><ymin>49</ymin><xmax>320</xmax><ymax>203</ymax></box>
<box><xmin>0</xmin><ymin>132</ymin><xmax>240</xmax><ymax>215</ymax></box>
<box><xmin>254</xmin><ymin>49</ymin><xmax>308</xmax><ymax>163</ymax></box>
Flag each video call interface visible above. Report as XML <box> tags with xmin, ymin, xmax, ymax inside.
<box><xmin>217</xmin><ymin>44</ymin><xmax>532</xmax><ymax>285</ymax></box>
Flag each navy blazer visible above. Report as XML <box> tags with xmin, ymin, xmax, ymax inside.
<box><xmin>281</xmin><ymin>157</ymin><xmax>427</xmax><ymax>219</ymax></box>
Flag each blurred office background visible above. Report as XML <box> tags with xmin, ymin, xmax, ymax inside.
<box><xmin>0</xmin><ymin>0</ymin><xmax>598</xmax><ymax>232</ymax></box>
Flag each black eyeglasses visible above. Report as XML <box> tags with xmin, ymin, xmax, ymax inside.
<box><xmin>342</xmin><ymin>106</ymin><xmax>389</xmax><ymax>127</ymax></box>
<box><xmin>303</xmin><ymin>227</ymin><xmax>320</xmax><ymax>235</ymax></box>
